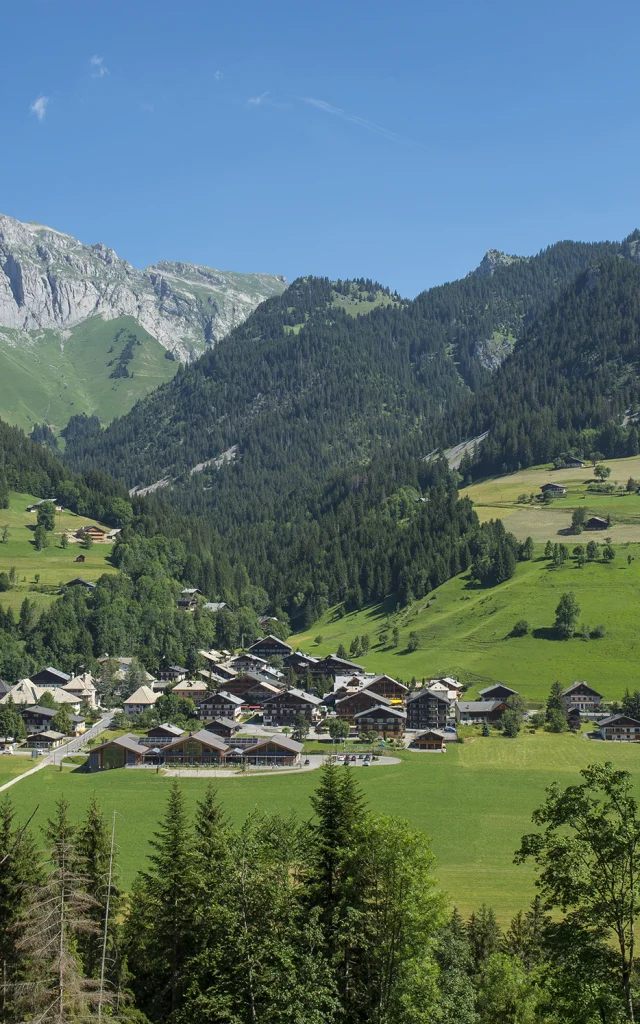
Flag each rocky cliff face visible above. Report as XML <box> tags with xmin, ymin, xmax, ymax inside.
<box><xmin>470</xmin><ymin>249</ymin><xmax>529</xmax><ymax>277</ymax></box>
<box><xmin>0</xmin><ymin>213</ymin><xmax>286</xmax><ymax>359</ymax></box>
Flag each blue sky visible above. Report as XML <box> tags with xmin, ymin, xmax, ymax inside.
<box><xmin>2</xmin><ymin>0</ymin><xmax>639</xmax><ymax>296</ymax></box>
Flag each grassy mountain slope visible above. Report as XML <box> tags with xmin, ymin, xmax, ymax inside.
<box><xmin>0</xmin><ymin>490</ymin><xmax>116</xmax><ymax>612</ymax></box>
<box><xmin>290</xmin><ymin>541</ymin><xmax>640</xmax><ymax>703</ymax></box>
<box><xmin>0</xmin><ymin>317</ymin><xmax>178</xmax><ymax>432</ymax></box>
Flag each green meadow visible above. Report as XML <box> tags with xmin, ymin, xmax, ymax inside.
<box><xmin>0</xmin><ymin>316</ymin><xmax>178</xmax><ymax>434</ymax></box>
<box><xmin>291</xmin><ymin>545</ymin><xmax>640</xmax><ymax>703</ymax></box>
<box><xmin>0</xmin><ymin>754</ymin><xmax>36</xmax><ymax>784</ymax></box>
<box><xmin>0</xmin><ymin>492</ymin><xmax>115</xmax><ymax>613</ymax></box>
<box><xmin>10</xmin><ymin>731</ymin><xmax>640</xmax><ymax>922</ymax></box>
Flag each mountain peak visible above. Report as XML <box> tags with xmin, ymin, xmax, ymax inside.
<box><xmin>471</xmin><ymin>248</ymin><xmax>528</xmax><ymax>277</ymax></box>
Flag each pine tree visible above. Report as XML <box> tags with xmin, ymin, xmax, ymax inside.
<box><xmin>124</xmin><ymin>781</ymin><xmax>197</xmax><ymax>1020</ymax></box>
<box><xmin>0</xmin><ymin>797</ymin><xmax>43</xmax><ymax>1018</ymax></box>
<box><xmin>75</xmin><ymin>796</ymin><xmax>120</xmax><ymax>979</ymax></box>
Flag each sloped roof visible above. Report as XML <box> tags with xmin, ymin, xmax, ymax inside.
<box><xmin>243</xmin><ymin>735</ymin><xmax>304</xmax><ymax>754</ymax></box>
<box><xmin>31</xmin><ymin>667</ymin><xmax>71</xmax><ymax>683</ymax></box>
<box><xmin>147</xmin><ymin>723</ymin><xmax>185</xmax><ymax>737</ymax></box>
<box><xmin>478</xmin><ymin>683</ymin><xmax>517</xmax><ymax>697</ymax></box>
<box><xmin>200</xmin><ymin>690</ymin><xmax>245</xmax><ymax>705</ymax></box>
<box><xmin>561</xmin><ymin>681</ymin><xmax>603</xmax><ymax>698</ymax></box>
<box><xmin>336</xmin><ymin>689</ymin><xmax>391</xmax><ymax>708</ymax></box>
<box><xmin>163</xmin><ymin>729</ymin><xmax>229</xmax><ymax>752</ymax></box>
<box><xmin>369</xmin><ymin>674</ymin><xmax>408</xmax><ymax>692</ymax></box>
<box><xmin>412</xmin><ymin>729</ymin><xmax>446</xmax><ymax>739</ymax></box>
<box><xmin>354</xmin><ymin>704</ymin><xmax>407</xmax><ymax>719</ymax></box>
<box><xmin>407</xmin><ymin>688</ymin><xmax>450</xmax><ymax>705</ymax></box>
<box><xmin>123</xmin><ymin>686</ymin><xmax>159</xmax><ymax>705</ymax></box>
<box><xmin>598</xmin><ymin>714</ymin><xmax>640</xmax><ymax>727</ymax></box>
<box><xmin>457</xmin><ymin>701</ymin><xmax>504</xmax><ymax>712</ymax></box>
<box><xmin>104</xmin><ymin>733</ymin><xmax>149</xmax><ymax>754</ymax></box>
<box><xmin>264</xmin><ymin>687</ymin><xmax>322</xmax><ymax>706</ymax></box>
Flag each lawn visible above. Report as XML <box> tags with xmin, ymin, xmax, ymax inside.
<box><xmin>0</xmin><ymin>492</ymin><xmax>115</xmax><ymax>612</ymax></box>
<box><xmin>460</xmin><ymin>454</ymin><xmax>640</xmax><ymax>541</ymax></box>
<box><xmin>290</xmin><ymin>546</ymin><xmax>640</xmax><ymax>703</ymax></box>
<box><xmin>11</xmin><ymin>731</ymin><xmax>640</xmax><ymax>922</ymax></box>
<box><xmin>0</xmin><ymin>754</ymin><xmax>37</xmax><ymax>784</ymax></box>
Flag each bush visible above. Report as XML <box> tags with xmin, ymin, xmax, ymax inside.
<box><xmin>591</xmin><ymin>624</ymin><xmax>607</xmax><ymax>639</ymax></box>
<box><xmin>546</xmin><ymin>708</ymin><xmax>568</xmax><ymax>733</ymax></box>
<box><xmin>511</xmin><ymin>619</ymin><xmax>530</xmax><ymax>637</ymax></box>
<box><xmin>0</xmin><ymin>572</ymin><xmax>10</xmax><ymax>592</ymax></box>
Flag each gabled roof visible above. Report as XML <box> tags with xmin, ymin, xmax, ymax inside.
<box><xmin>457</xmin><ymin>700</ymin><xmax>504</xmax><ymax>712</ymax></box>
<box><xmin>321</xmin><ymin>655</ymin><xmax>365</xmax><ymax>671</ymax></box>
<box><xmin>561</xmin><ymin>681</ymin><xmax>603</xmax><ymax>698</ymax></box>
<box><xmin>31</xmin><ymin>666</ymin><xmax>71</xmax><ymax>683</ymax></box>
<box><xmin>164</xmin><ymin>729</ymin><xmax>229</xmax><ymax>752</ymax></box>
<box><xmin>23</xmin><ymin>704</ymin><xmax>56</xmax><ymax>717</ymax></box>
<box><xmin>204</xmin><ymin>717</ymin><xmax>240</xmax><ymax>730</ymax></box>
<box><xmin>264</xmin><ymin>687</ymin><xmax>322</xmax><ymax>706</ymax></box>
<box><xmin>31</xmin><ymin>730</ymin><xmax>65</xmax><ymax>741</ymax></box>
<box><xmin>369</xmin><ymin>674</ymin><xmax>408</xmax><ymax>692</ymax></box>
<box><xmin>248</xmin><ymin>635</ymin><xmax>293</xmax><ymax>650</ymax></box>
<box><xmin>65</xmin><ymin>578</ymin><xmax>96</xmax><ymax>589</ymax></box>
<box><xmin>407</xmin><ymin>688</ymin><xmax>450</xmax><ymax>705</ymax></box>
<box><xmin>200</xmin><ymin>690</ymin><xmax>245</xmax><ymax>705</ymax></box>
<box><xmin>354</xmin><ymin>704</ymin><xmax>407</xmax><ymax>720</ymax></box>
<box><xmin>598</xmin><ymin>714</ymin><xmax>640</xmax><ymax>727</ymax></box>
<box><xmin>336</xmin><ymin>689</ymin><xmax>391</xmax><ymax>708</ymax></box>
<box><xmin>147</xmin><ymin>723</ymin><xmax>185</xmax><ymax>737</ymax></box>
<box><xmin>101</xmin><ymin>733</ymin><xmax>148</xmax><ymax>755</ymax></box>
<box><xmin>413</xmin><ymin>729</ymin><xmax>446</xmax><ymax>739</ymax></box>
<box><xmin>243</xmin><ymin>735</ymin><xmax>304</xmax><ymax>754</ymax></box>
<box><xmin>123</xmin><ymin>685</ymin><xmax>159</xmax><ymax>705</ymax></box>
<box><xmin>478</xmin><ymin>683</ymin><xmax>517</xmax><ymax>697</ymax></box>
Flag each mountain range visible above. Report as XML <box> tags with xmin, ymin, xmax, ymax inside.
<box><xmin>0</xmin><ymin>212</ymin><xmax>286</xmax><ymax>431</ymax></box>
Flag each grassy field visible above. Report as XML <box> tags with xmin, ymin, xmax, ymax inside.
<box><xmin>0</xmin><ymin>492</ymin><xmax>115</xmax><ymax>612</ymax></box>
<box><xmin>0</xmin><ymin>754</ymin><xmax>37</xmax><ymax>783</ymax></box>
<box><xmin>461</xmin><ymin>455</ymin><xmax>640</xmax><ymax>541</ymax></box>
<box><xmin>0</xmin><ymin>316</ymin><xmax>178</xmax><ymax>433</ymax></box>
<box><xmin>291</xmin><ymin>546</ymin><xmax>640</xmax><ymax>702</ymax></box>
<box><xmin>11</xmin><ymin>731</ymin><xmax>640</xmax><ymax>922</ymax></box>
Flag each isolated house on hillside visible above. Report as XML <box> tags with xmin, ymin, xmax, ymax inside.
<box><xmin>75</xmin><ymin>525</ymin><xmax>107</xmax><ymax>541</ymax></box>
<box><xmin>65</xmin><ymin>578</ymin><xmax>96</xmax><ymax>592</ymax></box>
<box><xmin>585</xmin><ymin>516</ymin><xmax>608</xmax><ymax>530</ymax></box>
<box><xmin>598</xmin><ymin>714</ymin><xmax>640</xmax><ymax>742</ymax></box>
<box><xmin>541</xmin><ymin>483</ymin><xmax>567</xmax><ymax>497</ymax></box>
<box><xmin>564</xmin><ymin>457</ymin><xmax>585</xmax><ymax>468</ymax></box>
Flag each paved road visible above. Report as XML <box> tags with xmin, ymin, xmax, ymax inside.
<box><xmin>0</xmin><ymin>712</ymin><xmax>114</xmax><ymax>793</ymax></box>
<box><xmin>163</xmin><ymin>755</ymin><xmax>401</xmax><ymax>779</ymax></box>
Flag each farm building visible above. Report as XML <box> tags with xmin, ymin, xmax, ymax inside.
<box><xmin>585</xmin><ymin>516</ymin><xmax>608</xmax><ymax>530</ymax></box>
<box><xmin>409</xmin><ymin>729</ymin><xmax>447</xmax><ymax>751</ymax></box>
<box><xmin>541</xmin><ymin>482</ymin><xmax>567</xmax><ymax>497</ymax></box>
<box><xmin>564</xmin><ymin>457</ymin><xmax>585</xmax><ymax>468</ymax></box>
<box><xmin>598</xmin><ymin>715</ymin><xmax>640</xmax><ymax>742</ymax></box>
<box><xmin>455</xmin><ymin>700</ymin><xmax>506</xmax><ymax>724</ymax></box>
<box><xmin>65</xmin><ymin>578</ymin><xmax>96</xmax><ymax>592</ymax></box>
<box><xmin>354</xmin><ymin>704</ymin><xmax>406</xmax><ymax>737</ymax></box>
<box><xmin>561</xmin><ymin>681</ymin><xmax>602</xmax><ymax>712</ymax></box>
<box><xmin>75</xmin><ymin>525</ymin><xmax>107</xmax><ymax>541</ymax></box>
<box><xmin>478</xmin><ymin>683</ymin><xmax>518</xmax><ymax>702</ymax></box>
<box><xmin>241</xmin><ymin>735</ymin><xmax>303</xmax><ymax>766</ymax></box>
<box><xmin>163</xmin><ymin>729</ymin><xmax>229</xmax><ymax>764</ymax></box>
<box><xmin>89</xmin><ymin>734</ymin><xmax>149</xmax><ymax>770</ymax></box>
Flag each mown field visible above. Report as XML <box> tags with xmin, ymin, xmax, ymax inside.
<box><xmin>0</xmin><ymin>492</ymin><xmax>115</xmax><ymax>612</ymax></box>
<box><xmin>291</xmin><ymin>544</ymin><xmax>640</xmax><ymax>703</ymax></box>
<box><xmin>460</xmin><ymin>454</ymin><xmax>640</xmax><ymax>541</ymax></box>
<box><xmin>11</xmin><ymin>731</ymin><xmax>640</xmax><ymax>922</ymax></box>
<box><xmin>0</xmin><ymin>754</ymin><xmax>37</xmax><ymax>784</ymax></box>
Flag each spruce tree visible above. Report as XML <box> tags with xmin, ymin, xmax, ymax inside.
<box><xmin>75</xmin><ymin>796</ymin><xmax>120</xmax><ymax>979</ymax></box>
<box><xmin>0</xmin><ymin>797</ymin><xmax>43</xmax><ymax>1019</ymax></box>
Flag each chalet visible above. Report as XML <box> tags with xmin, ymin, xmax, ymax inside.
<box><xmin>210</xmin><ymin>674</ymin><xmax>282</xmax><ymax>706</ymax></box>
<box><xmin>26</xmin><ymin>499</ymin><xmax>64</xmax><ymax>512</ymax></box>
<box><xmin>181</xmin><ymin>588</ymin><xmax>202</xmax><ymax>597</ymax></box>
<box><xmin>65</xmin><ymin>578</ymin><xmax>96</xmax><ymax>591</ymax></box>
<box><xmin>366</xmin><ymin>675</ymin><xmax>409</xmax><ymax>701</ymax></box>
<box><xmin>21</xmin><ymin>705</ymin><xmax>85</xmax><ymax>735</ymax></box>
<box><xmin>335</xmin><ymin>688</ymin><xmax>390</xmax><ymax>723</ymax></box>
<box><xmin>203</xmin><ymin>601</ymin><xmax>227</xmax><ymax>613</ymax></box>
<box><xmin>199</xmin><ymin>662</ymin><xmax>238</xmax><ymax>684</ymax></box>
<box><xmin>163</xmin><ymin>729</ymin><xmax>229</xmax><ymax>764</ymax></box>
<box><xmin>170</xmin><ymin>680</ymin><xmax>209</xmax><ymax>702</ymax></box>
<box><xmin>30</xmin><ymin>730</ymin><xmax>66</xmax><ymax>749</ymax></box>
<box><xmin>75</xmin><ymin>525</ymin><xmax>107</xmax><ymax>541</ymax></box>
<box><xmin>354</xmin><ymin>705</ymin><xmax>407</xmax><ymax>737</ymax></box>
<box><xmin>196</xmin><ymin>690</ymin><xmax>245</xmax><ymax>721</ymax></box>
<box><xmin>262</xmin><ymin>688</ymin><xmax>322</xmax><ymax>727</ymax></box>
<box><xmin>406</xmin><ymin>688</ymin><xmax>450</xmax><ymax>731</ymax></box>
<box><xmin>410</xmin><ymin>729</ymin><xmax>447</xmax><ymax>751</ymax></box>
<box><xmin>564</xmin><ymin>457</ymin><xmax>585</xmax><ymax>469</ymax></box>
<box><xmin>598</xmin><ymin>714</ymin><xmax>640</xmax><ymax>742</ymax></box>
<box><xmin>230</xmin><ymin>653</ymin><xmax>270</xmax><ymax>673</ymax></box>
<box><xmin>88</xmin><ymin>734</ymin><xmax>149</xmax><ymax>770</ymax></box>
<box><xmin>159</xmin><ymin>665</ymin><xmax>188</xmax><ymax>683</ymax></box>
<box><xmin>455</xmin><ymin>700</ymin><xmax>506</xmax><ymax>724</ymax></box>
<box><xmin>585</xmin><ymin>516</ymin><xmax>608</xmax><ymax>531</ymax></box>
<box><xmin>177</xmin><ymin>595</ymin><xmax>199</xmax><ymax>611</ymax></box>
<box><xmin>541</xmin><ymin>483</ymin><xmax>567</xmax><ymax>497</ymax></box>
<box><xmin>478</xmin><ymin>683</ymin><xmax>518</xmax><ymax>702</ymax></box>
<box><xmin>318</xmin><ymin>655</ymin><xmax>365</xmax><ymax>679</ymax></box>
<box><xmin>203</xmin><ymin>717</ymin><xmax>242</xmax><ymax>738</ymax></box>
<box><xmin>561</xmin><ymin>681</ymin><xmax>602</xmax><ymax>712</ymax></box>
<box><xmin>284</xmin><ymin>652</ymin><xmax>322</xmax><ymax>676</ymax></box>
<box><xmin>142</xmin><ymin>723</ymin><xmax>185</xmax><ymax>746</ymax></box>
<box><xmin>247</xmin><ymin>635</ymin><xmax>293</xmax><ymax>661</ymax></box>
<box><xmin>242</xmin><ymin>735</ymin><xmax>303</xmax><ymax>766</ymax></box>
<box><xmin>30</xmin><ymin>666</ymin><xmax>71</xmax><ymax>688</ymax></box>
<box><xmin>428</xmin><ymin>677</ymin><xmax>461</xmax><ymax>700</ymax></box>
<box><xmin>123</xmin><ymin>685</ymin><xmax>159</xmax><ymax>715</ymax></box>
<box><xmin>74</xmin><ymin>553</ymin><xmax>86</xmax><ymax>563</ymax></box>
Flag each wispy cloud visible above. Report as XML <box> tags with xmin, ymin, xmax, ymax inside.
<box><xmin>248</xmin><ymin>90</ymin><xmax>269</xmax><ymax>105</ymax></box>
<box><xmin>214</xmin><ymin>70</ymin><xmax>224</xmax><ymax>82</ymax></box>
<box><xmin>300</xmin><ymin>96</ymin><xmax>422</xmax><ymax>149</ymax></box>
<box><xmin>30</xmin><ymin>96</ymin><xmax>49</xmax><ymax>121</ymax></box>
<box><xmin>90</xmin><ymin>55</ymin><xmax>109</xmax><ymax>78</ymax></box>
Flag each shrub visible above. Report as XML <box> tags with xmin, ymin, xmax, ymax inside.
<box><xmin>511</xmin><ymin>619</ymin><xmax>530</xmax><ymax>637</ymax></box>
<box><xmin>592</xmin><ymin>624</ymin><xmax>607</xmax><ymax>639</ymax></box>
